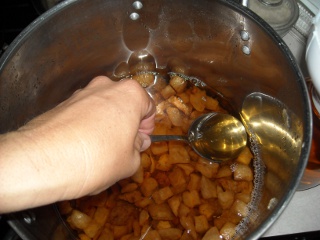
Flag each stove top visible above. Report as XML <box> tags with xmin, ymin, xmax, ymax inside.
<box><xmin>0</xmin><ymin>0</ymin><xmax>39</xmax><ymax>56</ymax></box>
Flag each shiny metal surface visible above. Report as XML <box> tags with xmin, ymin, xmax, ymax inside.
<box><xmin>241</xmin><ymin>92</ymin><xmax>303</xmax><ymax>192</ymax></box>
<box><xmin>151</xmin><ymin>113</ymin><xmax>247</xmax><ymax>162</ymax></box>
<box><xmin>0</xmin><ymin>0</ymin><xmax>312</xmax><ymax>239</ymax></box>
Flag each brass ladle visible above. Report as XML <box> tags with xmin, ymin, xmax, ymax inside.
<box><xmin>150</xmin><ymin>113</ymin><xmax>247</xmax><ymax>162</ymax></box>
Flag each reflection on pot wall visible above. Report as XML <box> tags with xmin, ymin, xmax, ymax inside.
<box><xmin>241</xmin><ymin>92</ymin><xmax>303</xmax><ymax>216</ymax></box>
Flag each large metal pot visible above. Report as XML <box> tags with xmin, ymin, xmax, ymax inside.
<box><xmin>0</xmin><ymin>0</ymin><xmax>312</xmax><ymax>239</ymax></box>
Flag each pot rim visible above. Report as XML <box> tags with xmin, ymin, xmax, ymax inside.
<box><xmin>1</xmin><ymin>0</ymin><xmax>313</xmax><ymax>239</ymax></box>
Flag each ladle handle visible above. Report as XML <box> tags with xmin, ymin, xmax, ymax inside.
<box><xmin>150</xmin><ymin>135</ymin><xmax>188</xmax><ymax>143</ymax></box>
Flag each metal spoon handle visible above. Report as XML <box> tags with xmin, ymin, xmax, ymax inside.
<box><xmin>150</xmin><ymin>135</ymin><xmax>188</xmax><ymax>143</ymax></box>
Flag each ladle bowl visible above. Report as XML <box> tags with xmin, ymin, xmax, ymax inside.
<box><xmin>150</xmin><ymin>112</ymin><xmax>247</xmax><ymax>162</ymax></box>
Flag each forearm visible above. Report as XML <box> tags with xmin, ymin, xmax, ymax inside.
<box><xmin>0</xmin><ymin>129</ymin><xmax>83</xmax><ymax>213</ymax></box>
<box><xmin>0</xmin><ymin>120</ymin><xmax>128</xmax><ymax>213</ymax></box>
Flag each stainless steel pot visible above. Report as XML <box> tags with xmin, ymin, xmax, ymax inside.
<box><xmin>0</xmin><ymin>0</ymin><xmax>312</xmax><ymax>239</ymax></box>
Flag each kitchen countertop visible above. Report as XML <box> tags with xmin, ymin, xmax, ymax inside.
<box><xmin>263</xmin><ymin>185</ymin><xmax>320</xmax><ymax>237</ymax></box>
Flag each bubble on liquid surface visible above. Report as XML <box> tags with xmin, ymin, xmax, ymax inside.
<box><xmin>234</xmin><ymin>127</ymin><xmax>265</xmax><ymax>238</ymax></box>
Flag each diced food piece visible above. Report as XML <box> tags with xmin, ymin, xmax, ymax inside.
<box><xmin>132</xmin><ymin>73</ymin><xmax>155</xmax><ymax>88</ymax></box>
<box><xmin>158</xmin><ymin>228</ymin><xmax>182</xmax><ymax>240</ymax></box>
<box><xmin>218</xmin><ymin>190</ymin><xmax>235</xmax><ymax>210</ymax></box>
<box><xmin>161</xmin><ymin>85</ymin><xmax>176</xmax><ymax>99</ymax></box>
<box><xmin>190</xmin><ymin>87</ymin><xmax>206</xmax><ymax>112</ymax></box>
<box><xmin>143</xmin><ymin>230</ymin><xmax>162</xmax><ymax>240</ymax></box>
<box><xmin>131</xmin><ymin>165</ymin><xmax>144</xmax><ymax>184</ymax></box>
<box><xmin>156</xmin><ymin>221</ymin><xmax>171</xmax><ymax>230</ymax></box>
<box><xmin>167</xmin><ymin>106</ymin><xmax>184</xmax><ymax>127</ymax></box>
<box><xmin>93</xmin><ymin>207</ymin><xmax>109</xmax><ymax>226</ymax></box>
<box><xmin>195</xmin><ymin>158</ymin><xmax>219</xmax><ymax>178</ymax></box>
<box><xmin>148</xmin><ymin>203</ymin><xmax>175</xmax><ymax>220</ymax></box>
<box><xmin>168</xmin><ymin>142</ymin><xmax>191</xmax><ymax>164</ymax></box>
<box><xmin>151</xmin><ymin>142</ymin><xmax>168</xmax><ymax>155</ymax></box>
<box><xmin>156</xmin><ymin>154</ymin><xmax>172</xmax><ymax>171</ymax></box>
<box><xmin>199</xmin><ymin>202</ymin><xmax>220</xmax><ymax>220</ymax></box>
<box><xmin>168</xmin><ymin>195</ymin><xmax>181</xmax><ymax>217</ymax></box>
<box><xmin>139</xmin><ymin>209</ymin><xmax>149</xmax><ymax>226</ymax></box>
<box><xmin>182</xmin><ymin>190</ymin><xmax>201</xmax><ymax>208</ymax></box>
<box><xmin>220</xmin><ymin>222</ymin><xmax>236</xmax><ymax>240</ymax></box>
<box><xmin>205</xmin><ymin>96</ymin><xmax>219</xmax><ymax>111</ymax></box>
<box><xmin>180</xmin><ymin>215</ymin><xmax>197</xmax><ymax>239</ymax></box>
<box><xmin>202</xmin><ymin>226</ymin><xmax>220</xmax><ymax>240</ymax></box>
<box><xmin>168</xmin><ymin>167</ymin><xmax>187</xmax><ymax>188</ymax></box>
<box><xmin>60</xmin><ymin>67</ymin><xmax>255</xmax><ymax>240</ymax></box>
<box><xmin>187</xmin><ymin>173</ymin><xmax>201</xmax><ymax>191</ymax></box>
<box><xmin>201</xmin><ymin>176</ymin><xmax>218</xmax><ymax>199</ymax></box>
<box><xmin>140</xmin><ymin>177</ymin><xmax>159</xmax><ymax>197</ymax></box>
<box><xmin>152</xmin><ymin>186</ymin><xmax>174</xmax><ymax>204</ymax></box>
<box><xmin>236</xmin><ymin>146</ymin><xmax>253</xmax><ymax>165</ymax></box>
<box><xmin>168</xmin><ymin>96</ymin><xmax>192</xmax><ymax>115</ymax></box>
<box><xmin>216</xmin><ymin>165</ymin><xmax>232</xmax><ymax>178</ymax></box>
<box><xmin>170</xmin><ymin>76</ymin><xmax>187</xmax><ymax>93</ymax></box>
<box><xmin>141</xmin><ymin>153</ymin><xmax>151</xmax><ymax>169</ymax></box>
<box><xmin>67</xmin><ymin>210</ymin><xmax>92</xmax><ymax>230</ymax></box>
<box><xmin>194</xmin><ymin>215</ymin><xmax>209</xmax><ymax>233</ymax></box>
<box><xmin>231</xmin><ymin>199</ymin><xmax>249</xmax><ymax>217</ymax></box>
<box><xmin>234</xmin><ymin>163</ymin><xmax>254</xmax><ymax>181</ymax></box>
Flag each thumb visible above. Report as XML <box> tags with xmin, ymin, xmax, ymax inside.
<box><xmin>138</xmin><ymin>132</ymin><xmax>152</xmax><ymax>152</ymax></box>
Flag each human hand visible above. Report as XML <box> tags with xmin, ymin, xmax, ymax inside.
<box><xmin>0</xmin><ymin>76</ymin><xmax>155</xmax><ymax>212</ymax></box>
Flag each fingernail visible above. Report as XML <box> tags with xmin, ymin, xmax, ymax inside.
<box><xmin>140</xmin><ymin>134</ymin><xmax>151</xmax><ymax>152</ymax></box>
